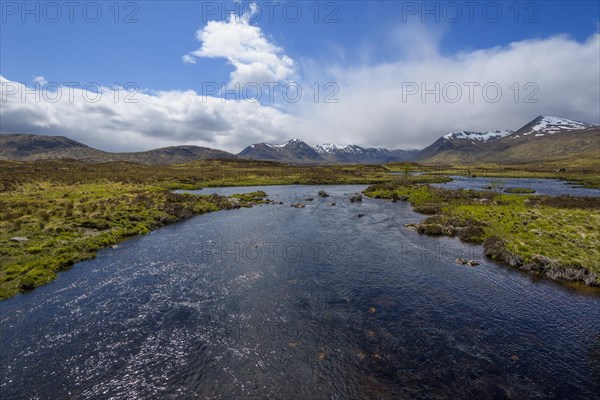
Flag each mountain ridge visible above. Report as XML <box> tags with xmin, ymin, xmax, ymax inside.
<box><xmin>418</xmin><ymin>116</ymin><xmax>598</xmax><ymax>164</ymax></box>
<box><xmin>238</xmin><ymin>139</ymin><xmax>419</xmax><ymax>164</ymax></box>
<box><xmin>0</xmin><ymin>134</ymin><xmax>237</xmax><ymax>165</ymax></box>
<box><xmin>1</xmin><ymin>115</ymin><xmax>597</xmax><ymax>165</ymax></box>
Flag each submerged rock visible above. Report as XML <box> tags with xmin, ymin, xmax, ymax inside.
<box><xmin>357</xmin><ymin>213</ymin><xmax>365</xmax><ymax>218</ymax></box>
<box><xmin>455</xmin><ymin>258</ymin><xmax>479</xmax><ymax>266</ymax></box>
<box><xmin>318</xmin><ymin>190</ymin><xmax>329</xmax><ymax>198</ymax></box>
<box><xmin>350</xmin><ymin>194</ymin><xmax>362</xmax><ymax>203</ymax></box>
<box><xmin>291</xmin><ymin>203</ymin><xmax>306</xmax><ymax>208</ymax></box>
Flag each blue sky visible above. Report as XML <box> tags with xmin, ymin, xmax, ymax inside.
<box><xmin>1</xmin><ymin>1</ymin><xmax>599</xmax><ymax>151</ymax></box>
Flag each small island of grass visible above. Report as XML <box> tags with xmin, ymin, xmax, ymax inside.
<box><xmin>504</xmin><ymin>187</ymin><xmax>536</xmax><ymax>194</ymax></box>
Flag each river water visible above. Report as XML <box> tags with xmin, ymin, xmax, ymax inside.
<box><xmin>1</xmin><ymin>185</ymin><xmax>599</xmax><ymax>399</ymax></box>
<box><xmin>431</xmin><ymin>176</ymin><xmax>600</xmax><ymax>197</ymax></box>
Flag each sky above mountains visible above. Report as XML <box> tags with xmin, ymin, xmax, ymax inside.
<box><xmin>1</xmin><ymin>0</ymin><xmax>599</xmax><ymax>152</ymax></box>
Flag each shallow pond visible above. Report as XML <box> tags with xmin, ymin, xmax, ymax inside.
<box><xmin>1</xmin><ymin>185</ymin><xmax>599</xmax><ymax>399</ymax></box>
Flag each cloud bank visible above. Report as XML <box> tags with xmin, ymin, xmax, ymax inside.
<box><xmin>290</xmin><ymin>33</ymin><xmax>600</xmax><ymax>149</ymax></box>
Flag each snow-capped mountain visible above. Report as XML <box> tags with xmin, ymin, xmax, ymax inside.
<box><xmin>510</xmin><ymin>116</ymin><xmax>591</xmax><ymax>138</ymax></box>
<box><xmin>314</xmin><ymin>144</ymin><xmax>418</xmax><ymax>163</ymax></box>
<box><xmin>314</xmin><ymin>144</ymin><xmax>362</xmax><ymax>154</ymax></box>
<box><xmin>239</xmin><ymin>140</ymin><xmax>418</xmax><ymax>164</ymax></box>
<box><xmin>238</xmin><ymin>138</ymin><xmax>323</xmax><ymax>164</ymax></box>
<box><xmin>418</xmin><ymin>115</ymin><xmax>598</xmax><ymax>163</ymax></box>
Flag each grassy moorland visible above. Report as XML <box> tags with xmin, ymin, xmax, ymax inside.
<box><xmin>364</xmin><ymin>182</ymin><xmax>600</xmax><ymax>286</ymax></box>
<box><xmin>0</xmin><ymin>158</ymin><xmax>404</xmax><ymax>300</ymax></box>
<box><xmin>0</xmin><ymin>158</ymin><xmax>394</xmax><ymax>191</ymax></box>
<box><xmin>2</xmin><ymin>158</ymin><xmax>597</xmax><ymax>299</ymax></box>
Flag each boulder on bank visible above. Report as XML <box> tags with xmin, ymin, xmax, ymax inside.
<box><xmin>416</xmin><ymin>223</ymin><xmax>454</xmax><ymax>236</ymax></box>
<box><xmin>10</xmin><ymin>237</ymin><xmax>29</xmax><ymax>243</ymax></box>
<box><xmin>524</xmin><ymin>255</ymin><xmax>598</xmax><ymax>285</ymax></box>
<box><xmin>483</xmin><ymin>236</ymin><xmax>523</xmax><ymax>267</ymax></box>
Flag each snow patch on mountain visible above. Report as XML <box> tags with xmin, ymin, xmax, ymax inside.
<box><xmin>443</xmin><ymin>130</ymin><xmax>513</xmax><ymax>141</ymax></box>
<box><xmin>523</xmin><ymin>116</ymin><xmax>590</xmax><ymax>135</ymax></box>
<box><xmin>263</xmin><ymin>138</ymin><xmax>306</xmax><ymax>149</ymax></box>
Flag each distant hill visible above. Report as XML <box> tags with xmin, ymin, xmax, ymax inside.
<box><xmin>0</xmin><ymin>134</ymin><xmax>236</xmax><ymax>165</ymax></box>
<box><xmin>418</xmin><ymin>116</ymin><xmax>599</xmax><ymax>164</ymax></box>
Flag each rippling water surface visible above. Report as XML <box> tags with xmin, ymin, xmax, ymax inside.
<box><xmin>1</xmin><ymin>185</ymin><xmax>599</xmax><ymax>399</ymax></box>
<box><xmin>431</xmin><ymin>175</ymin><xmax>600</xmax><ymax>197</ymax></box>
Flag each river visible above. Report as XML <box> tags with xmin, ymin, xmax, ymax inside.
<box><xmin>1</xmin><ymin>185</ymin><xmax>599</xmax><ymax>399</ymax></box>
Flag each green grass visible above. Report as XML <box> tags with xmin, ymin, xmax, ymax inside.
<box><xmin>504</xmin><ymin>187</ymin><xmax>536</xmax><ymax>194</ymax></box>
<box><xmin>364</xmin><ymin>182</ymin><xmax>600</xmax><ymax>284</ymax></box>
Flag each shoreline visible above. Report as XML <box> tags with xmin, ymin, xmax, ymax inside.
<box><xmin>363</xmin><ymin>182</ymin><xmax>600</xmax><ymax>288</ymax></box>
<box><xmin>0</xmin><ymin>185</ymin><xmax>268</xmax><ymax>300</ymax></box>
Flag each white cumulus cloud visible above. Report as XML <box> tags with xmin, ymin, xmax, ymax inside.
<box><xmin>183</xmin><ymin>5</ymin><xmax>294</xmax><ymax>86</ymax></box>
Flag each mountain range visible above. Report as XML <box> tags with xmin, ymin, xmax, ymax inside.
<box><xmin>238</xmin><ymin>139</ymin><xmax>419</xmax><ymax>164</ymax></box>
<box><xmin>419</xmin><ymin>116</ymin><xmax>598</xmax><ymax>164</ymax></box>
<box><xmin>1</xmin><ymin>116</ymin><xmax>598</xmax><ymax>165</ymax></box>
